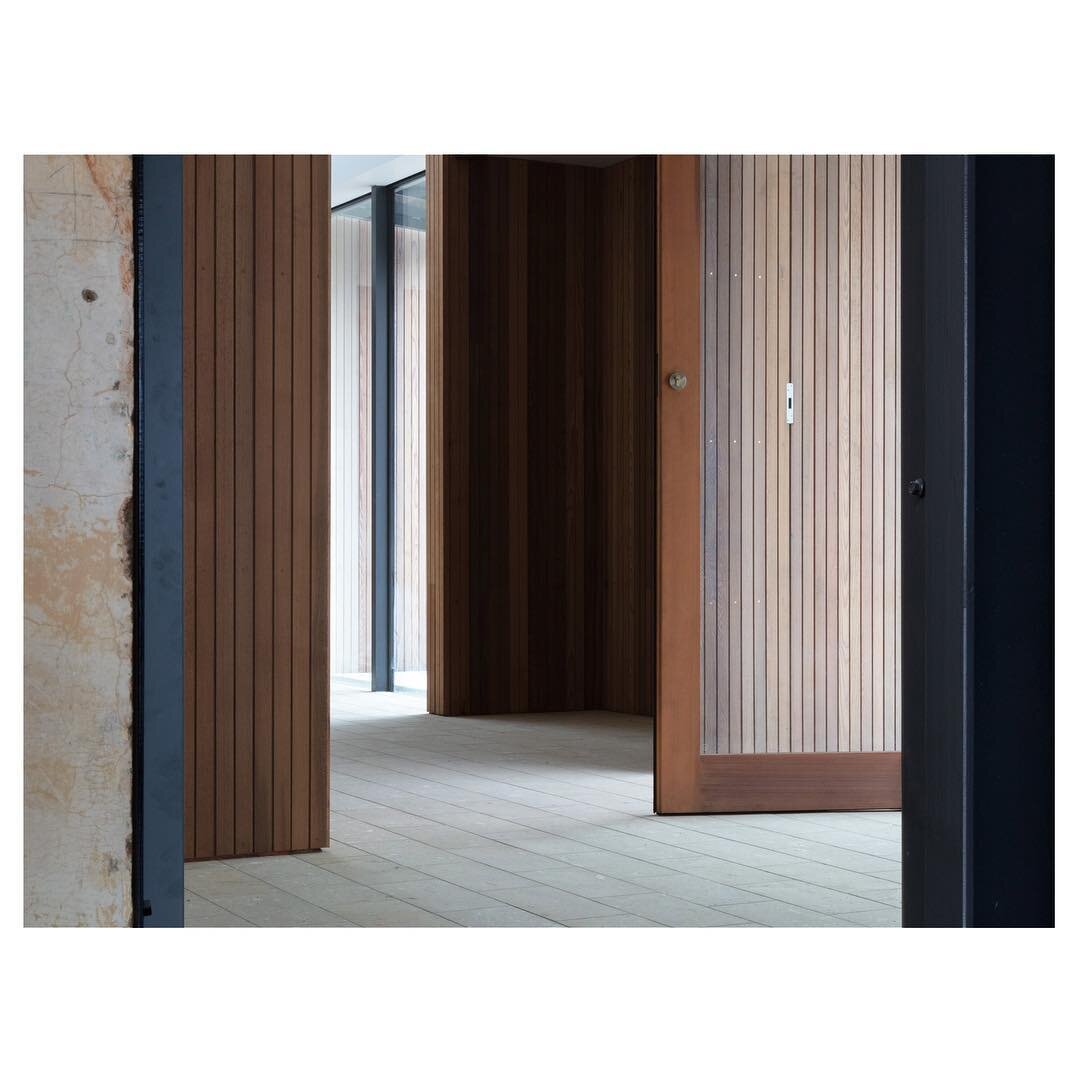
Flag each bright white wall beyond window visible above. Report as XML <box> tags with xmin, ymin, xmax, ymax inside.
<box><xmin>330</xmin><ymin>203</ymin><xmax>372</xmax><ymax>676</ymax></box>
<box><xmin>392</xmin><ymin>176</ymin><xmax>427</xmax><ymax>687</ymax></box>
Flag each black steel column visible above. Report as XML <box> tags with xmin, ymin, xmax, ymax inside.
<box><xmin>133</xmin><ymin>155</ymin><xmax>185</xmax><ymax>927</ymax></box>
<box><xmin>969</xmin><ymin>155</ymin><xmax>1054</xmax><ymax>926</ymax></box>
<box><xmin>371</xmin><ymin>185</ymin><xmax>394</xmax><ymax>691</ymax></box>
<box><xmin>901</xmin><ymin>155</ymin><xmax>974</xmax><ymax>928</ymax></box>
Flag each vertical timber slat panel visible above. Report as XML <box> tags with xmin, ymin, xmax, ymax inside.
<box><xmin>801</xmin><ymin>157</ymin><xmax>816</xmax><ymax>755</ymax></box>
<box><xmin>727</xmin><ymin>159</ymin><xmax>743</xmax><ymax>754</ymax></box>
<box><xmin>740</xmin><ymin>155</ymin><xmax>754</xmax><ymax>753</ymax></box>
<box><xmin>699</xmin><ymin>155</ymin><xmax>900</xmax><ymax>758</ymax></box>
<box><xmin>753</xmin><ymin>156</ymin><xmax>766</xmax><ymax>755</ymax></box>
<box><xmin>428</xmin><ymin>155</ymin><xmax>655</xmax><ymax>718</ymax></box>
<box><xmin>714</xmin><ymin>154</ymin><xmax>730</xmax><ymax>755</ymax></box>
<box><xmin>252</xmin><ymin>156</ymin><xmax>275</xmax><ymax>854</ymax></box>
<box><xmin>765</xmin><ymin>155</ymin><xmax>779</xmax><ymax>754</ymax></box>
<box><xmin>873</xmin><ymin>155</ymin><xmax>886</xmax><ymax>752</ymax></box>
<box><xmin>813</xmin><ymin>156</ymin><xmax>827</xmax><ymax>752</ymax></box>
<box><xmin>849</xmin><ymin>156</ymin><xmax>863</xmax><ymax>751</ymax></box>
<box><xmin>702</xmin><ymin>156</ymin><xmax>717</xmax><ymax>753</ymax></box>
<box><xmin>234</xmin><ymin>155</ymin><xmax>255</xmax><ymax>854</ymax></box>
<box><xmin>214</xmin><ymin>154</ymin><xmax>236</xmax><ymax>855</ymax></box>
<box><xmin>193</xmin><ymin>156</ymin><xmax>216</xmax><ymax>858</ymax></box>
<box><xmin>788</xmin><ymin>155</ymin><xmax>803</xmax><ymax>753</ymax></box>
<box><xmin>860</xmin><ymin>155</ymin><xmax>875</xmax><ymax>754</ymax></box>
<box><xmin>777</xmin><ymin>156</ymin><xmax>791</xmax><ymax>753</ymax></box>
<box><xmin>184</xmin><ymin>155</ymin><xmax>330</xmax><ymax>859</ymax></box>
<box><xmin>291</xmin><ymin>156</ymin><xmax>312</xmax><ymax>848</ymax></box>
<box><xmin>883</xmin><ymin>155</ymin><xmax>898</xmax><ymax>753</ymax></box>
<box><xmin>838</xmin><ymin>155</ymin><xmax>851</xmax><ymax>752</ymax></box>
<box><xmin>271</xmin><ymin>155</ymin><xmax>293</xmax><ymax>851</ymax></box>
<box><xmin>310</xmin><ymin>154</ymin><xmax>330</xmax><ymax>848</ymax></box>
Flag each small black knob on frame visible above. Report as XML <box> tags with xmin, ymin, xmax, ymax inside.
<box><xmin>907</xmin><ymin>478</ymin><xmax>926</xmax><ymax>498</ymax></box>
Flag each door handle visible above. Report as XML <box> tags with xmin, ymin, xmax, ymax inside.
<box><xmin>667</xmin><ymin>371</ymin><xmax>688</xmax><ymax>391</ymax></box>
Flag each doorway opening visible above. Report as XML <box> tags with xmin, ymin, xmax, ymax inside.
<box><xmin>179</xmin><ymin>154</ymin><xmax>902</xmax><ymax>927</ymax></box>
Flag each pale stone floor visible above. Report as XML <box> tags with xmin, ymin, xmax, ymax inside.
<box><xmin>184</xmin><ymin>679</ymin><xmax>902</xmax><ymax>927</ymax></box>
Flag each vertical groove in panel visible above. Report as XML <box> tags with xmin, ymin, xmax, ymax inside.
<box><xmin>728</xmin><ymin>157</ymin><xmax>743</xmax><ymax>755</ymax></box>
<box><xmin>503</xmin><ymin>164</ymin><xmax>529</xmax><ymax>704</ymax></box>
<box><xmin>214</xmin><ymin>155</ymin><xmax>236</xmax><ymax>855</ymax></box>
<box><xmin>700</xmin><ymin>156</ymin><xmax>731</xmax><ymax>755</ymax></box>
<box><xmin>193</xmin><ymin>155</ymin><xmax>216</xmax><ymax>858</ymax></box>
<box><xmin>849</xmin><ymin>155</ymin><xmax>863</xmax><ymax>751</ymax></box>
<box><xmin>740</xmin><ymin>155</ymin><xmax>754</xmax><ymax>753</ymax></box>
<box><xmin>252</xmin><ymin>155</ymin><xmax>274</xmax><ymax>854</ymax></box>
<box><xmin>182</xmin><ymin>156</ymin><xmax>196</xmax><ymax>860</ymax></box>
<box><xmin>291</xmin><ymin>156</ymin><xmax>312</xmax><ymax>848</ymax></box>
<box><xmin>813</xmin><ymin>155</ymin><xmax>827</xmax><ymax>752</ymax></box>
<box><xmin>765</xmin><ymin>155</ymin><xmax>779</xmax><ymax>753</ymax></box>
<box><xmin>715</xmin><ymin>155</ymin><xmax>730</xmax><ymax>755</ymax></box>
<box><xmin>778</xmin><ymin>155</ymin><xmax>791</xmax><ymax>752</ymax></box>
<box><xmin>825</xmin><ymin>155</ymin><xmax>838</xmax><ymax>754</ymax></box>
<box><xmin>702</xmin><ymin>158</ymin><xmax>717</xmax><ymax>753</ymax></box>
<box><xmin>872</xmin><ymin>154</ymin><xmax>885</xmax><ymax>751</ymax></box>
<box><xmin>801</xmin><ymin>156</ymin><xmax>816</xmax><ymax>755</ymax></box>
<box><xmin>310</xmin><ymin>154</ymin><xmax>330</xmax><ymax>847</ymax></box>
<box><xmin>894</xmin><ymin>159</ymin><xmax>902</xmax><ymax>750</ymax></box>
<box><xmin>234</xmin><ymin>155</ymin><xmax>255</xmax><ymax>853</ymax></box>
<box><xmin>753</xmin><ymin>155</ymin><xmax>766</xmax><ymax>754</ymax></box>
<box><xmin>508</xmin><ymin>161</ymin><xmax>529</xmax><ymax>712</ymax></box>
<box><xmin>860</xmin><ymin>155</ymin><xmax>874</xmax><ymax>754</ymax></box>
<box><xmin>564</xmin><ymin>168</ymin><xmax>585</xmax><ymax>710</ymax></box>
<box><xmin>789</xmin><ymin>155</ymin><xmax>803</xmax><ymax>752</ymax></box>
<box><xmin>838</xmin><ymin>155</ymin><xmax>851</xmax><ymax>751</ymax></box>
<box><xmin>883</xmin><ymin>155</ymin><xmax>897</xmax><ymax>753</ymax></box>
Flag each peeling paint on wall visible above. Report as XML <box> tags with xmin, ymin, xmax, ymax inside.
<box><xmin>24</xmin><ymin>155</ymin><xmax>134</xmax><ymax>926</ymax></box>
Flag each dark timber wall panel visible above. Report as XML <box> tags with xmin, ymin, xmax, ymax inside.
<box><xmin>701</xmin><ymin>154</ymin><xmax>900</xmax><ymax>756</ymax></box>
<box><xmin>427</xmin><ymin>155</ymin><xmax>655</xmax><ymax>717</ymax></box>
<box><xmin>184</xmin><ymin>155</ymin><xmax>330</xmax><ymax>860</ymax></box>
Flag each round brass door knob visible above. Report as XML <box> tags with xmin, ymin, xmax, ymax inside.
<box><xmin>668</xmin><ymin>371</ymin><xmax>688</xmax><ymax>391</ymax></box>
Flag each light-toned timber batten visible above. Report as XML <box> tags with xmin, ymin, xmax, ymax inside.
<box><xmin>701</xmin><ymin>155</ymin><xmax>900</xmax><ymax>756</ymax></box>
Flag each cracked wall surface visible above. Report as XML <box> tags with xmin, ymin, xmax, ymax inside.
<box><xmin>24</xmin><ymin>155</ymin><xmax>134</xmax><ymax>926</ymax></box>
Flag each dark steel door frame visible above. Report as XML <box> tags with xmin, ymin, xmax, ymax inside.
<box><xmin>133</xmin><ymin>155</ymin><xmax>185</xmax><ymax>927</ymax></box>
<box><xmin>900</xmin><ymin>154</ymin><xmax>1054</xmax><ymax>927</ymax></box>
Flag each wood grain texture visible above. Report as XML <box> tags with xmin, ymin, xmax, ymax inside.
<box><xmin>699</xmin><ymin>156</ymin><xmax>901</xmax><ymax>758</ymax></box>
<box><xmin>427</xmin><ymin>155</ymin><xmax>656</xmax><ymax>717</ymax></box>
<box><xmin>697</xmin><ymin>752</ymin><xmax>900</xmax><ymax>811</ymax></box>
<box><xmin>656</xmin><ymin>155</ymin><xmax>702</xmax><ymax>811</ymax></box>
<box><xmin>184</xmin><ymin>155</ymin><xmax>330</xmax><ymax>860</ymax></box>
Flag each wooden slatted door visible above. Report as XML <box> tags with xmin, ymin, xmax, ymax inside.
<box><xmin>183</xmin><ymin>155</ymin><xmax>330</xmax><ymax>859</ymax></box>
<box><xmin>656</xmin><ymin>155</ymin><xmax>901</xmax><ymax>813</ymax></box>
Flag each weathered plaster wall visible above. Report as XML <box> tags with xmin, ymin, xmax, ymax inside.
<box><xmin>24</xmin><ymin>155</ymin><xmax>135</xmax><ymax>926</ymax></box>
